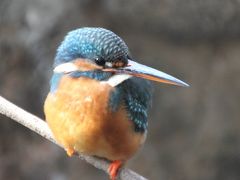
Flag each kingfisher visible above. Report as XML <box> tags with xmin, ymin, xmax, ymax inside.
<box><xmin>44</xmin><ymin>27</ymin><xmax>189</xmax><ymax>180</ymax></box>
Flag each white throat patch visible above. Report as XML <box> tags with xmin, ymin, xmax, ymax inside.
<box><xmin>101</xmin><ymin>74</ymin><xmax>132</xmax><ymax>87</ymax></box>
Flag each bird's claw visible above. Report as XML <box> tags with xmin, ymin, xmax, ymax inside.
<box><xmin>108</xmin><ymin>160</ymin><xmax>122</xmax><ymax>180</ymax></box>
<box><xmin>66</xmin><ymin>148</ymin><xmax>75</xmax><ymax>157</ymax></box>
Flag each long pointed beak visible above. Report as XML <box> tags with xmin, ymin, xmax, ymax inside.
<box><xmin>105</xmin><ymin>60</ymin><xmax>189</xmax><ymax>87</ymax></box>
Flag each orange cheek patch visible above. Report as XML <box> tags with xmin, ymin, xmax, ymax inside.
<box><xmin>74</xmin><ymin>58</ymin><xmax>103</xmax><ymax>71</ymax></box>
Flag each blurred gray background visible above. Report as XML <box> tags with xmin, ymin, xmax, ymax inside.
<box><xmin>1</xmin><ymin>0</ymin><xmax>240</xmax><ymax>180</ymax></box>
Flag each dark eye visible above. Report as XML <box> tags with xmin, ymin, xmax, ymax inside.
<box><xmin>95</xmin><ymin>57</ymin><xmax>106</xmax><ymax>66</ymax></box>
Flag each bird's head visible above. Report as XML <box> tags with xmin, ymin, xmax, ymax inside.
<box><xmin>52</xmin><ymin>27</ymin><xmax>189</xmax><ymax>88</ymax></box>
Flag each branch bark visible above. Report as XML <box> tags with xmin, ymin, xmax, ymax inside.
<box><xmin>0</xmin><ymin>96</ymin><xmax>148</xmax><ymax>180</ymax></box>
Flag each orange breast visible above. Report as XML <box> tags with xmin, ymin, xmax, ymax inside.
<box><xmin>44</xmin><ymin>75</ymin><xmax>146</xmax><ymax>161</ymax></box>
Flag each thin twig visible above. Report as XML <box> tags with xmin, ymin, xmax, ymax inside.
<box><xmin>0</xmin><ymin>96</ymin><xmax>148</xmax><ymax>180</ymax></box>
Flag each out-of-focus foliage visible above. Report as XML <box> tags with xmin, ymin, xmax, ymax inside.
<box><xmin>1</xmin><ymin>0</ymin><xmax>240</xmax><ymax>180</ymax></box>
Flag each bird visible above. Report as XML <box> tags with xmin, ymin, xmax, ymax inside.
<box><xmin>44</xmin><ymin>27</ymin><xmax>189</xmax><ymax>180</ymax></box>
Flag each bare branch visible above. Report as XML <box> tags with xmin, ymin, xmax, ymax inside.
<box><xmin>0</xmin><ymin>96</ymin><xmax>148</xmax><ymax>180</ymax></box>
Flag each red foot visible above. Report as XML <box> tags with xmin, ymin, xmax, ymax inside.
<box><xmin>66</xmin><ymin>148</ymin><xmax>75</xmax><ymax>157</ymax></box>
<box><xmin>108</xmin><ymin>160</ymin><xmax>122</xmax><ymax>180</ymax></box>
